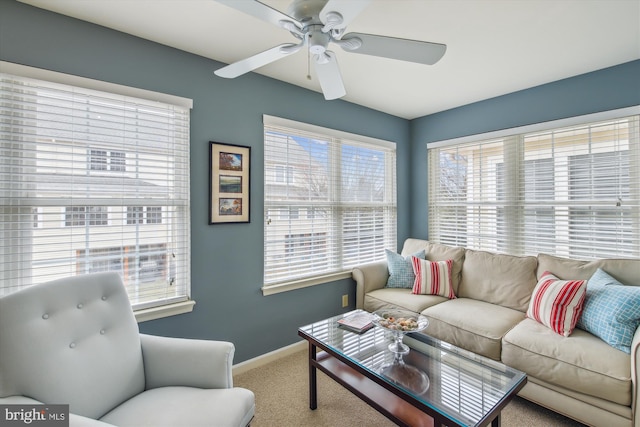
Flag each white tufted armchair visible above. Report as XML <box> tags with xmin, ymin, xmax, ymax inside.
<box><xmin>0</xmin><ymin>272</ymin><xmax>255</xmax><ymax>427</ymax></box>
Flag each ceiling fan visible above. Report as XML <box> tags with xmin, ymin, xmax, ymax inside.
<box><xmin>214</xmin><ymin>0</ymin><xmax>446</xmax><ymax>100</ymax></box>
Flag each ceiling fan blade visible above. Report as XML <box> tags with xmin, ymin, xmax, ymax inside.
<box><xmin>320</xmin><ymin>0</ymin><xmax>371</xmax><ymax>31</ymax></box>
<box><xmin>214</xmin><ymin>43</ymin><xmax>301</xmax><ymax>78</ymax></box>
<box><xmin>341</xmin><ymin>32</ymin><xmax>446</xmax><ymax>65</ymax></box>
<box><xmin>215</xmin><ymin>0</ymin><xmax>302</xmax><ymax>30</ymax></box>
<box><xmin>313</xmin><ymin>51</ymin><xmax>346</xmax><ymax>100</ymax></box>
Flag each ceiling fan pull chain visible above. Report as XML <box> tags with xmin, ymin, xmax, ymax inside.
<box><xmin>307</xmin><ymin>47</ymin><xmax>312</xmax><ymax>80</ymax></box>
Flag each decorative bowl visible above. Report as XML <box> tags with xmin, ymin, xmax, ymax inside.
<box><xmin>372</xmin><ymin>309</ymin><xmax>429</xmax><ymax>354</ymax></box>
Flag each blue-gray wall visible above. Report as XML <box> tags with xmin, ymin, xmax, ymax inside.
<box><xmin>410</xmin><ymin>60</ymin><xmax>640</xmax><ymax>238</ymax></box>
<box><xmin>2</xmin><ymin>0</ymin><xmax>638</xmax><ymax>363</ymax></box>
<box><xmin>0</xmin><ymin>0</ymin><xmax>410</xmax><ymax>362</ymax></box>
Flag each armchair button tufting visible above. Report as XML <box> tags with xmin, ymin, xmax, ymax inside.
<box><xmin>101</xmin><ymin>296</ymin><xmax>107</xmax><ymax>301</ymax></box>
<box><xmin>77</xmin><ymin>303</ymin><xmax>83</xmax><ymax>309</ymax></box>
<box><xmin>69</xmin><ymin>342</ymin><xmax>76</xmax><ymax>349</ymax></box>
<box><xmin>100</xmin><ymin>329</ymin><xmax>106</xmax><ymax>335</ymax></box>
<box><xmin>42</xmin><ymin>314</ymin><xmax>49</xmax><ymax>319</ymax></box>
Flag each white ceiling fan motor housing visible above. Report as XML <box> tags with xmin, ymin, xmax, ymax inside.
<box><xmin>308</xmin><ymin>27</ymin><xmax>330</xmax><ymax>54</ymax></box>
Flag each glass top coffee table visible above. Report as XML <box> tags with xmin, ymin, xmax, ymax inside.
<box><xmin>298</xmin><ymin>310</ymin><xmax>527</xmax><ymax>427</ymax></box>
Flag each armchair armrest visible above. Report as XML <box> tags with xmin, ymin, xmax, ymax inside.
<box><xmin>632</xmin><ymin>327</ymin><xmax>640</xmax><ymax>427</ymax></box>
<box><xmin>352</xmin><ymin>261</ymin><xmax>389</xmax><ymax>309</ymax></box>
<box><xmin>140</xmin><ymin>334</ymin><xmax>235</xmax><ymax>390</ymax></box>
<box><xmin>70</xmin><ymin>414</ymin><xmax>116</xmax><ymax>427</ymax></box>
<box><xmin>0</xmin><ymin>396</ymin><xmax>43</xmax><ymax>405</ymax></box>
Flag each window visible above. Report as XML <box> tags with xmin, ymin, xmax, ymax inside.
<box><xmin>89</xmin><ymin>149</ymin><xmax>126</xmax><ymax>171</ymax></box>
<box><xmin>127</xmin><ymin>206</ymin><xmax>162</xmax><ymax>225</ymax></box>
<box><xmin>0</xmin><ymin>63</ymin><xmax>192</xmax><ymax>319</ymax></box>
<box><xmin>428</xmin><ymin>109</ymin><xmax>640</xmax><ymax>260</ymax></box>
<box><xmin>32</xmin><ymin>207</ymin><xmax>40</xmax><ymax>228</ymax></box>
<box><xmin>127</xmin><ymin>206</ymin><xmax>144</xmax><ymax>225</ymax></box>
<box><xmin>146</xmin><ymin>206</ymin><xmax>163</xmax><ymax>224</ymax></box>
<box><xmin>109</xmin><ymin>150</ymin><xmax>126</xmax><ymax>171</ymax></box>
<box><xmin>65</xmin><ymin>206</ymin><xmax>108</xmax><ymax>226</ymax></box>
<box><xmin>90</xmin><ymin>149</ymin><xmax>108</xmax><ymax>170</ymax></box>
<box><xmin>263</xmin><ymin>115</ymin><xmax>397</xmax><ymax>293</ymax></box>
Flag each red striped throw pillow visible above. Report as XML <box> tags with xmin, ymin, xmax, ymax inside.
<box><xmin>411</xmin><ymin>257</ymin><xmax>456</xmax><ymax>299</ymax></box>
<box><xmin>526</xmin><ymin>271</ymin><xmax>587</xmax><ymax>337</ymax></box>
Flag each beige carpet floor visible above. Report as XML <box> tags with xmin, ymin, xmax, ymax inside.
<box><xmin>234</xmin><ymin>348</ymin><xmax>587</xmax><ymax>427</ymax></box>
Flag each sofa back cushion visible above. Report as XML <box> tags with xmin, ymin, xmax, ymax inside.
<box><xmin>458</xmin><ymin>249</ymin><xmax>538</xmax><ymax>312</ymax></box>
<box><xmin>0</xmin><ymin>272</ymin><xmax>145</xmax><ymax>419</ymax></box>
<box><xmin>385</xmin><ymin>249</ymin><xmax>425</xmax><ymax>289</ymax></box>
<box><xmin>401</xmin><ymin>239</ymin><xmax>465</xmax><ymax>294</ymax></box>
<box><xmin>537</xmin><ymin>253</ymin><xmax>640</xmax><ymax>286</ymax></box>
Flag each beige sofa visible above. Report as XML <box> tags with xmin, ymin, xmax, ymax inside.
<box><xmin>352</xmin><ymin>238</ymin><xmax>640</xmax><ymax>427</ymax></box>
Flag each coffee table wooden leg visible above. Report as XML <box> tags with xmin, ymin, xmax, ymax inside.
<box><xmin>309</xmin><ymin>342</ymin><xmax>317</xmax><ymax>410</ymax></box>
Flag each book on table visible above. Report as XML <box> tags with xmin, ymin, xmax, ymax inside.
<box><xmin>337</xmin><ymin>311</ymin><xmax>374</xmax><ymax>333</ymax></box>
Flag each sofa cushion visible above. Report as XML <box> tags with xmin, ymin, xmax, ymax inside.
<box><xmin>411</xmin><ymin>258</ymin><xmax>456</xmax><ymax>299</ymax></box>
<box><xmin>526</xmin><ymin>271</ymin><xmax>586</xmax><ymax>337</ymax></box>
<box><xmin>537</xmin><ymin>253</ymin><xmax>640</xmax><ymax>286</ymax></box>
<box><xmin>364</xmin><ymin>288</ymin><xmax>447</xmax><ymax>314</ymax></box>
<box><xmin>400</xmin><ymin>239</ymin><xmax>466</xmax><ymax>294</ymax></box>
<box><xmin>458</xmin><ymin>249</ymin><xmax>538</xmax><ymax>312</ymax></box>
<box><xmin>502</xmin><ymin>318</ymin><xmax>632</xmax><ymax>406</ymax></box>
<box><xmin>385</xmin><ymin>249</ymin><xmax>425</xmax><ymax>289</ymax></box>
<box><xmin>576</xmin><ymin>268</ymin><xmax>640</xmax><ymax>354</ymax></box>
<box><xmin>421</xmin><ymin>298</ymin><xmax>526</xmax><ymax>360</ymax></box>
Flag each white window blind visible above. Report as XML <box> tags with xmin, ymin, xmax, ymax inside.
<box><xmin>0</xmin><ymin>66</ymin><xmax>192</xmax><ymax>312</ymax></box>
<box><xmin>264</xmin><ymin>115</ymin><xmax>397</xmax><ymax>289</ymax></box>
<box><xmin>428</xmin><ymin>111</ymin><xmax>640</xmax><ymax>259</ymax></box>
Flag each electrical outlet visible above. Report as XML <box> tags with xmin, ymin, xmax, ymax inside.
<box><xmin>342</xmin><ymin>294</ymin><xmax>349</xmax><ymax>307</ymax></box>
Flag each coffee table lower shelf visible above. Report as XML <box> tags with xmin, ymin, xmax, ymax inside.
<box><xmin>311</xmin><ymin>349</ymin><xmax>435</xmax><ymax>427</ymax></box>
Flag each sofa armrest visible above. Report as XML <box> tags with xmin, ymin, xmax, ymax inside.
<box><xmin>632</xmin><ymin>327</ymin><xmax>640</xmax><ymax>427</ymax></box>
<box><xmin>352</xmin><ymin>261</ymin><xmax>389</xmax><ymax>309</ymax></box>
<box><xmin>140</xmin><ymin>334</ymin><xmax>234</xmax><ymax>390</ymax></box>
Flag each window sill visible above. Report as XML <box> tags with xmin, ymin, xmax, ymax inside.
<box><xmin>134</xmin><ymin>300</ymin><xmax>196</xmax><ymax>323</ymax></box>
<box><xmin>262</xmin><ymin>271</ymin><xmax>352</xmax><ymax>296</ymax></box>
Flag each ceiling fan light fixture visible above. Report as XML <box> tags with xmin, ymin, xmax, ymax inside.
<box><xmin>308</xmin><ymin>28</ymin><xmax>330</xmax><ymax>55</ymax></box>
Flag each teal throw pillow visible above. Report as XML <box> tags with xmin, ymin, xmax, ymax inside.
<box><xmin>385</xmin><ymin>249</ymin><xmax>425</xmax><ymax>289</ymax></box>
<box><xmin>576</xmin><ymin>268</ymin><xmax>640</xmax><ymax>354</ymax></box>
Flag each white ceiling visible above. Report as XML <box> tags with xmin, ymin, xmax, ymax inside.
<box><xmin>19</xmin><ymin>0</ymin><xmax>640</xmax><ymax>119</ymax></box>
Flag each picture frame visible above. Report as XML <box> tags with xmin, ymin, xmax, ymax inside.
<box><xmin>209</xmin><ymin>141</ymin><xmax>250</xmax><ymax>224</ymax></box>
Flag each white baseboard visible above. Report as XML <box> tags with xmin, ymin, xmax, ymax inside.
<box><xmin>232</xmin><ymin>340</ymin><xmax>307</xmax><ymax>376</ymax></box>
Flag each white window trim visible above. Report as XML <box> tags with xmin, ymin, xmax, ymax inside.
<box><xmin>0</xmin><ymin>61</ymin><xmax>193</xmax><ymax>109</ymax></box>
<box><xmin>1</xmin><ymin>61</ymin><xmax>193</xmax><ymax>321</ymax></box>
<box><xmin>261</xmin><ymin>271</ymin><xmax>352</xmax><ymax>296</ymax></box>
<box><xmin>135</xmin><ymin>300</ymin><xmax>195</xmax><ymax>323</ymax></box>
<box><xmin>428</xmin><ymin>106</ymin><xmax>640</xmax><ymax>148</ymax></box>
<box><xmin>264</xmin><ymin>115</ymin><xmax>396</xmax><ymax>149</ymax></box>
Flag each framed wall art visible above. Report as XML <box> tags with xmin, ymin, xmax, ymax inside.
<box><xmin>209</xmin><ymin>141</ymin><xmax>250</xmax><ymax>224</ymax></box>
